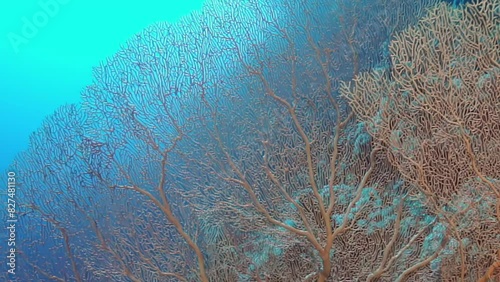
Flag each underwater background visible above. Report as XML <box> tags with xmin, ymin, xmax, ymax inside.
<box><xmin>1</xmin><ymin>0</ymin><xmax>499</xmax><ymax>281</ymax></box>
<box><xmin>0</xmin><ymin>0</ymin><xmax>205</xmax><ymax>173</ymax></box>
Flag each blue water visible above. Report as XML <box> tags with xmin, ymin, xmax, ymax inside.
<box><xmin>1</xmin><ymin>0</ymin><xmax>496</xmax><ymax>281</ymax></box>
<box><xmin>0</xmin><ymin>0</ymin><xmax>205</xmax><ymax>174</ymax></box>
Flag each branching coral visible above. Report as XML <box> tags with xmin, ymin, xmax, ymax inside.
<box><xmin>341</xmin><ymin>0</ymin><xmax>500</xmax><ymax>279</ymax></box>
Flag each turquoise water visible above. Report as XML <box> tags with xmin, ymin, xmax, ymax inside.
<box><xmin>2</xmin><ymin>0</ymin><xmax>497</xmax><ymax>281</ymax></box>
<box><xmin>0</xmin><ymin>0</ymin><xmax>204</xmax><ymax>173</ymax></box>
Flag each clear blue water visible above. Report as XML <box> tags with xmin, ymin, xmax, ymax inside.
<box><xmin>1</xmin><ymin>0</ymin><xmax>496</xmax><ymax>281</ymax></box>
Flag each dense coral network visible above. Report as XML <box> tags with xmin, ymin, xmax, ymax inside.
<box><xmin>2</xmin><ymin>0</ymin><xmax>498</xmax><ymax>281</ymax></box>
